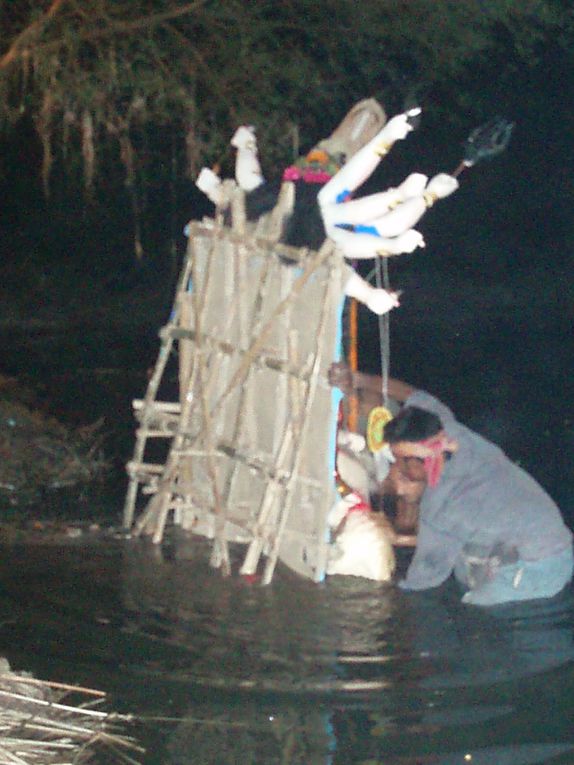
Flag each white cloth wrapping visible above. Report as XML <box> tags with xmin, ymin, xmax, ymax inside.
<box><xmin>327</xmin><ymin>493</ymin><xmax>396</xmax><ymax>581</ymax></box>
<box><xmin>196</xmin><ymin>167</ymin><xmax>224</xmax><ymax>205</ymax></box>
<box><xmin>230</xmin><ymin>125</ymin><xmax>265</xmax><ymax>191</ymax></box>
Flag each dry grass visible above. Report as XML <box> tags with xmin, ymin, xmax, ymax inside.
<box><xmin>0</xmin><ymin>658</ymin><xmax>142</xmax><ymax>764</ymax></box>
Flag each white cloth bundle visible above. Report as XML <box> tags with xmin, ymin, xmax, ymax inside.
<box><xmin>327</xmin><ymin>493</ymin><xmax>396</xmax><ymax>581</ymax></box>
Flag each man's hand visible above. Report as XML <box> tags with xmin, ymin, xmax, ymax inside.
<box><xmin>393</xmin><ymin>534</ymin><xmax>418</xmax><ymax>547</ymax></box>
<box><xmin>328</xmin><ymin>361</ymin><xmax>354</xmax><ymax>396</ymax></box>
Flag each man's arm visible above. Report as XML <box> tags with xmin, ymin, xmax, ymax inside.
<box><xmin>329</xmin><ymin>362</ymin><xmax>416</xmax><ymax>406</ymax></box>
<box><xmin>353</xmin><ymin>371</ymin><xmax>416</xmax><ymax>404</ymax></box>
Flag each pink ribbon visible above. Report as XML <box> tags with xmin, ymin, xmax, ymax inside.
<box><xmin>282</xmin><ymin>166</ymin><xmax>333</xmax><ymax>184</ymax></box>
<box><xmin>419</xmin><ymin>434</ymin><xmax>451</xmax><ymax>488</ymax></box>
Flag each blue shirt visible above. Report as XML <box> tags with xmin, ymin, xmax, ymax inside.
<box><xmin>400</xmin><ymin>390</ymin><xmax>573</xmax><ymax>591</ymax></box>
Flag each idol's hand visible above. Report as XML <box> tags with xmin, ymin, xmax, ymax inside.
<box><xmin>380</xmin><ymin>108</ymin><xmax>422</xmax><ymax>145</ymax></box>
<box><xmin>376</xmin><ymin>229</ymin><xmax>425</xmax><ymax>256</ymax></box>
<box><xmin>366</xmin><ymin>289</ymin><xmax>400</xmax><ymax>316</ymax></box>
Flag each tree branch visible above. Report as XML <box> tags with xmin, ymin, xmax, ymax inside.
<box><xmin>1</xmin><ymin>0</ymin><xmax>209</xmax><ymax>71</ymax></box>
<box><xmin>0</xmin><ymin>0</ymin><xmax>67</xmax><ymax>70</ymax></box>
<box><xmin>97</xmin><ymin>0</ymin><xmax>209</xmax><ymax>36</ymax></box>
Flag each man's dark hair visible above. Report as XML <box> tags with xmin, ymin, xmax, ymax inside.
<box><xmin>384</xmin><ymin>406</ymin><xmax>443</xmax><ymax>444</ymax></box>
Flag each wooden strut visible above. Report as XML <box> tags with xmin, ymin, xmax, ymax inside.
<box><xmin>225</xmin><ymin>242</ymin><xmax>335</xmax><ymax>578</ymax></box>
<box><xmin>162</xmin><ymin>237</ymin><xmax>334</xmax><ymax>469</ymax></box>
<box><xmin>240</xmin><ymin>258</ymin><xmax>337</xmax><ymax>580</ymax></box>
<box><xmin>210</xmin><ymin>240</ymin><xmax>333</xmax><ymax>418</ymax></box>
<box><xmin>217</xmin><ymin>227</ymin><xmax>274</xmax><ymax>532</ymax></box>
<box><xmin>129</xmin><ymin>195</ymin><xmax>284</xmax><ymax>556</ymax></box>
<box><xmin>222</xmin><ymin>228</ymin><xmax>298</xmax><ymax>569</ymax></box>
<box><xmin>131</xmin><ymin>225</ymin><xmax>223</xmax><ymax>543</ymax></box>
<box><xmin>195</xmin><ymin>193</ymin><xmax>273</xmax><ymax>571</ymax></box>
<box><xmin>239</xmin><ymin>361</ymin><xmax>301</xmax><ymax>578</ymax></box>
<box><xmin>129</xmin><ymin>224</ymin><xmax>213</xmax><ymax>538</ymax></box>
<box><xmin>191</xmin><ymin>220</ymin><xmax>229</xmax><ymax>574</ymax></box>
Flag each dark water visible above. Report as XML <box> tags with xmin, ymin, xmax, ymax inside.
<box><xmin>0</xmin><ymin>539</ymin><xmax>573</xmax><ymax>764</ymax></box>
<box><xmin>0</xmin><ymin>316</ymin><xmax>573</xmax><ymax>765</ymax></box>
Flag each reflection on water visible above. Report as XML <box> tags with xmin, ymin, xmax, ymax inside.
<box><xmin>0</xmin><ymin>536</ymin><xmax>572</xmax><ymax>764</ymax></box>
<box><xmin>121</xmin><ymin>535</ymin><xmax>403</xmax><ymax>694</ymax></box>
<box><xmin>167</xmin><ymin>701</ymin><xmax>337</xmax><ymax>765</ymax></box>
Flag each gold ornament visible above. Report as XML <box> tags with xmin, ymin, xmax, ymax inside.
<box><xmin>366</xmin><ymin>406</ymin><xmax>393</xmax><ymax>452</ymax></box>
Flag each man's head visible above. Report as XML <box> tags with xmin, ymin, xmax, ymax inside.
<box><xmin>384</xmin><ymin>406</ymin><xmax>457</xmax><ymax>501</ymax></box>
<box><xmin>384</xmin><ymin>406</ymin><xmax>442</xmax><ymax>444</ymax></box>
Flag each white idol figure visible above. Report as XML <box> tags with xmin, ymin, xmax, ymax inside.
<box><xmin>196</xmin><ymin>122</ymin><xmax>401</xmax><ymax>316</ymax></box>
<box><xmin>318</xmin><ymin>108</ymin><xmax>459</xmax><ymax>260</ymax></box>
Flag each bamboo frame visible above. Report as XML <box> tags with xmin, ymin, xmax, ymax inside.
<box><xmin>123</xmin><ymin>191</ymin><xmax>346</xmax><ymax>583</ymax></box>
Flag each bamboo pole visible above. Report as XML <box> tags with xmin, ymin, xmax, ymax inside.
<box><xmin>240</xmin><ymin>426</ymin><xmax>295</xmax><ymax>576</ymax></box>
<box><xmin>236</xmin><ymin>268</ymin><xmax>300</xmax><ymax>576</ymax></box>
<box><xmin>239</xmin><ymin>248</ymin><xmax>336</xmax><ymax>578</ymax></box>
<box><xmin>261</xmin><ymin>264</ymin><xmax>337</xmax><ymax>584</ymax></box>
<box><xmin>347</xmin><ymin>296</ymin><xmax>359</xmax><ymax>432</ymax></box>
<box><xmin>130</xmin><ymin>232</ymin><xmax>211</xmax><ymax>538</ymax></box>
<box><xmin>169</xmin><ymin>226</ymin><xmax>222</xmax><ymax>525</ymax></box>
<box><xmin>133</xmin><ymin>218</ymin><xmax>232</xmax><ymax>541</ymax></box>
<box><xmin>122</xmin><ymin>336</ymin><xmax>174</xmax><ymax>527</ymax></box>
<box><xmin>194</xmin><ymin>312</ymin><xmax>228</xmax><ymax>574</ymax></box>
<box><xmin>211</xmin><ymin>241</ymin><xmax>333</xmax><ymax>416</ymax></box>
<box><xmin>217</xmin><ymin>241</ymin><xmax>274</xmax><ymax>530</ymax></box>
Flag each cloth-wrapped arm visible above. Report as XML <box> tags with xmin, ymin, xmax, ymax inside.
<box><xmin>230</xmin><ymin>125</ymin><xmax>265</xmax><ymax>191</ymax></box>
<box><xmin>196</xmin><ymin>167</ymin><xmax>224</xmax><ymax>206</ymax></box>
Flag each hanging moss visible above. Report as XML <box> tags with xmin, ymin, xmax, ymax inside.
<box><xmin>0</xmin><ymin>0</ymin><xmax>571</xmax><ymax>258</ymax></box>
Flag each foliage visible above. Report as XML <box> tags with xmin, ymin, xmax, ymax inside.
<box><xmin>0</xmin><ymin>0</ymin><xmax>571</xmax><ymax>251</ymax></box>
<box><xmin>0</xmin><ymin>374</ymin><xmax>109</xmax><ymax>507</ymax></box>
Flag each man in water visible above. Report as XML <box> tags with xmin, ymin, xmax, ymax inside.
<box><xmin>329</xmin><ymin>363</ymin><xmax>573</xmax><ymax>605</ymax></box>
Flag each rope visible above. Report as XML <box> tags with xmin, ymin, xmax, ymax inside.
<box><xmin>375</xmin><ymin>257</ymin><xmax>391</xmax><ymax>407</ymax></box>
